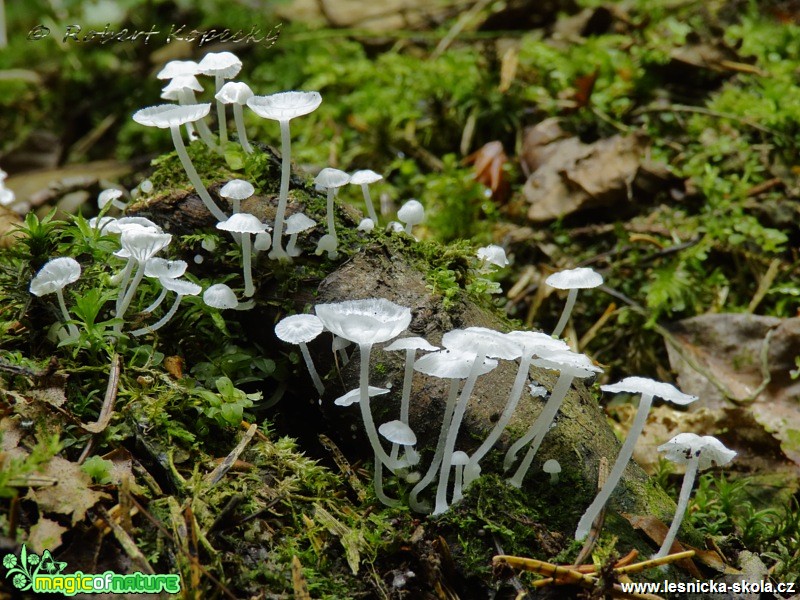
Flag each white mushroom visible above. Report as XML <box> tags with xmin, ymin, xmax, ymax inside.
<box><xmin>198</xmin><ymin>51</ymin><xmax>243</xmax><ymax>145</ymax></box>
<box><xmin>357</xmin><ymin>218</ymin><xmax>375</xmax><ymax>233</ymax></box>
<box><xmin>314</xmin><ymin>168</ymin><xmax>351</xmax><ymax>259</ymax></box>
<box><xmin>476</xmin><ymin>244</ymin><xmax>509</xmax><ymax>271</ymax></box>
<box><xmin>274</xmin><ymin>314</ymin><xmax>325</xmax><ymax>395</ymax></box>
<box><xmin>397</xmin><ymin>199</ymin><xmax>425</xmax><ymax>238</ymax></box>
<box><xmin>654</xmin><ymin>433</ymin><xmax>735</xmax><ymax>558</ymax></box>
<box><xmin>130</xmin><ymin>278</ymin><xmax>201</xmax><ymax>337</ymax></box>
<box><xmin>284</xmin><ymin>213</ymin><xmax>316</xmax><ymax>257</ymax></box>
<box><xmin>574</xmin><ymin>377</ymin><xmax>697</xmax><ymax>541</ymax></box>
<box><xmin>219</xmin><ymin>179</ymin><xmax>255</xmax><ymax>214</ymax></box>
<box><xmin>29</xmin><ymin>257</ymin><xmax>82</xmax><ymax>339</ymax></box>
<box><xmin>160</xmin><ymin>75</ymin><xmax>212</xmax><ymax>144</ymax></box>
<box><xmin>543</xmin><ymin>459</ymin><xmax>561</xmax><ymax>484</ymax></box>
<box><xmin>349</xmin><ymin>169</ymin><xmax>383</xmax><ymax>224</ymax></box>
<box><xmin>215</xmin><ymin>81</ymin><xmax>255</xmax><ymax>153</ymax></box>
<box><xmin>451</xmin><ymin>451</ymin><xmax>470</xmax><ymax>503</ymax></box>
<box><xmin>216</xmin><ymin>213</ymin><xmax>269</xmax><ymax>297</ymax></box>
<box><xmin>97</xmin><ymin>188</ymin><xmax>127</xmax><ymax>211</ymax></box>
<box><xmin>545</xmin><ymin>267</ymin><xmax>603</xmax><ymax>337</ymax></box>
<box><xmin>334</xmin><ymin>386</ymin><xmax>390</xmax><ymax>407</ymax></box>
<box><xmin>247</xmin><ymin>91</ymin><xmax>322</xmax><ymax>260</ymax></box>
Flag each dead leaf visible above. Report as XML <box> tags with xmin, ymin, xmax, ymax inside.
<box><xmin>27</xmin><ymin>373</ymin><xmax>68</xmax><ymax>408</ymax></box>
<box><xmin>164</xmin><ymin>355</ymin><xmax>184</xmax><ymax>379</ymax></box>
<box><xmin>28</xmin><ymin>456</ymin><xmax>110</xmax><ymax>525</ymax></box>
<box><xmin>621</xmin><ymin>514</ymin><xmax>702</xmax><ymax>577</ymax></box>
<box><xmin>464</xmin><ymin>141</ymin><xmax>510</xmax><ymax>202</ymax></box>
<box><xmin>28</xmin><ymin>517</ymin><xmax>68</xmax><ymax>553</ymax></box>
<box><xmin>292</xmin><ymin>555</ymin><xmax>312</xmax><ymax>600</ymax></box>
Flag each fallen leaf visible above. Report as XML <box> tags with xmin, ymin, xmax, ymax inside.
<box><xmin>28</xmin><ymin>456</ymin><xmax>110</xmax><ymax>525</ymax></box>
<box><xmin>464</xmin><ymin>141</ymin><xmax>510</xmax><ymax>202</ymax></box>
<box><xmin>164</xmin><ymin>355</ymin><xmax>184</xmax><ymax>379</ymax></box>
<box><xmin>621</xmin><ymin>514</ymin><xmax>703</xmax><ymax>577</ymax></box>
<box><xmin>28</xmin><ymin>517</ymin><xmax>68</xmax><ymax>554</ymax></box>
<box><xmin>27</xmin><ymin>373</ymin><xmax>68</xmax><ymax>408</ymax></box>
<box><xmin>292</xmin><ymin>555</ymin><xmax>311</xmax><ymax>600</ymax></box>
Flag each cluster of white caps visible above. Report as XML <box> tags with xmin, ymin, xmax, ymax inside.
<box><xmin>276</xmin><ymin>296</ymin><xmax>736</xmax><ymax>552</ymax></box>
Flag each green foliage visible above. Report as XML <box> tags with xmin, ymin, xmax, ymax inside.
<box><xmin>0</xmin><ymin>434</ymin><xmax>62</xmax><ymax>499</ymax></box>
<box><xmin>80</xmin><ymin>455</ymin><xmax>114</xmax><ymax>485</ymax></box>
<box><xmin>191</xmin><ymin>376</ymin><xmax>262</xmax><ymax>428</ymax></box>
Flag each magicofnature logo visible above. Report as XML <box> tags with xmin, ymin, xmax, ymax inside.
<box><xmin>3</xmin><ymin>545</ymin><xmax>180</xmax><ymax>596</ymax></box>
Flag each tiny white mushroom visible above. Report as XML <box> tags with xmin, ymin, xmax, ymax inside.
<box><xmin>284</xmin><ymin>213</ymin><xmax>316</xmax><ymax>257</ymax></box>
<box><xmin>198</xmin><ymin>51</ymin><xmax>243</xmax><ymax>145</ymax></box>
<box><xmin>130</xmin><ymin>278</ymin><xmax>202</xmax><ymax>337</ymax></box>
<box><xmin>215</xmin><ymin>81</ymin><xmax>255</xmax><ymax>153</ymax></box>
<box><xmin>543</xmin><ymin>459</ymin><xmax>561</xmax><ymax>484</ymax></box>
<box><xmin>314</xmin><ymin>234</ymin><xmax>338</xmax><ymax>260</ymax></box>
<box><xmin>349</xmin><ymin>169</ymin><xmax>383</xmax><ymax>224</ymax></box>
<box><xmin>314</xmin><ymin>168</ymin><xmax>351</xmax><ymax>259</ymax></box>
<box><xmin>397</xmin><ymin>199</ymin><xmax>424</xmax><ymax>237</ymax></box>
<box><xmin>98</xmin><ymin>188</ymin><xmax>127</xmax><ymax>211</ymax></box>
<box><xmin>451</xmin><ymin>451</ymin><xmax>470</xmax><ymax>503</ymax></box>
<box><xmin>160</xmin><ymin>75</ymin><xmax>210</xmax><ymax>143</ymax></box>
<box><xmin>219</xmin><ymin>179</ymin><xmax>255</xmax><ymax>214</ymax></box>
<box><xmin>275</xmin><ymin>314</ymin><xmax>326</xmax><ymax>395</ymax></box>
<box><xmin>30</xmin><ymin>257</ymin><xmax>81</xmax><ymax>339</ymax></box>
<box><xmin>142</xmin><ymin>258</ymin><xmax>188</xmax><ymax>313</ymax></box>
<box><xmin>545</xmin><ymin>267</ymin><xmax>604</xmax><ymax>337</ymax></box>
<box><xmin>216</xmin><ymin>213</ymin><xmax>269</xmax><ymax>297</ymax></box>
<box><xmin>203</xmin><ymin>283</ymin><xmax>239</xmax><ymax>310</ymax></box>
<box><xmin>654</xmin><ymin>433</ymin><xmax>735</xmax><ymax>558</ymax></box>
<box><xmin>334</xmin><ymin>386</ymin><xmax>390</xmax><ymax>407</ymax></box>
<box><xmin>358</xmin><ymin>218</ymin><xmax>375</xmax><ymax>233</ymax></box>
<box><xmin>253</xmin><ymin>232</ymin><xmax>271</xmax><ymax>252</ymax></box>
<box><xmin>476</xmin><ymin>244</ymin><xmax>509</xmax><ymax>271</ymax></box>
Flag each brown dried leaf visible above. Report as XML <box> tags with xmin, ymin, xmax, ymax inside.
<box><xmin>27</xmin><ymin>374</ymin><xmax>68</xmax><ymax>408</ymax></box>
<box><xmin>621</xmin><ymin>514</ymin><xmax>702</xmax><ymax>578</ymax></box>
<box><xmin>28</xmin><ymin>456</ymin><xmax>110</xmax><ymax>525</ymax></box>
<box><xmin>28</xmin><ymin>517</ymin><xmax>68</xmax><ymax>553</ymax></box>
<box><xmin>164</xmin><ymin>356</ymin><xmax>184</xmax><ymax>379</ymax></box>
<box><xmin>464</xmin><ymin>141</ymin><xmax>510</xmax><ymax>202</ymax></box>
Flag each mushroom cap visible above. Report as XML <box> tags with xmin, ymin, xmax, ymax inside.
<box><xmin>133</xmin><ymin>103</ymin><xmax>211</xmax><ymax>129</ymax></box>
<box><xmin>198</xmin><ymin>51</ymin><xmax>242</xmax><ymax>79</ymax></box>
<box><xmin>0</xmin><ymin>188</ymin><xmax>15</xmax><ymax>206</ymax></box>
<box><xmin>30</xmin><ymin>257</ymin><xmax>81</xmax><ymax>296</ymax></box>
<box><xmin>477</xmin><ymin>244</ymin><xmax>509</xmax><ymax>268</ymax></box>
<box><xmin>543</xmin><ymin>459</ymin><xmax>561</xmax><ymax>473</ymax></box>
<box><xmin>442</xmin><ymin>327</ymin><xmax>521</xmax><ymax>360</ymax></box>
<box><xmin>379</xmin><ymin>420</ymin><xmax>417</xmax><ymax>445</ymax></box>
<box><xmin>357</xmin><ymin>218</ymin><xmax>375</xmax><ymax>232</ymax></box>
<box><xmin>506</xmin><ymin>330</ymin><xmax>569</xmax><ymax>357</ymax></box>
<box><xmin>162</xmin><ymin>278</ymin><xmax>202</xmax><ymax>296</ymax></box>
<box><xmin>334</xmin><ymin>386</ymin><xmax>390</xmax><ymax>407</ymax></box>
<box><xmin>529</xmin><ymin>383</ymin><xmax>547</xmax><ymax>397</ymax></box>
<box><xmin>657</xmin><ymin>433</ymin><xmax>736</xmax><ymax>470</ymax></box>
<box><xmin>97</xmin><ymin>188</ymin><xmax>124</xmax><ymax>208</ymax></box>
<box><xmin>315</xmin><ymin>298</ymin><xmax>412</xmax><ymax>346</ymax></box>
<box><xmin>349</xmin><ymin>169</ymin><xmax>383</xmax><ymax>186</ymax></box>
<box><xmin>397</xmin><ymin>199</ymin><xmax>425</xmax><ymax>225</ymax></box>
<box><xmin>384</xmin><ymin>336</ymin><xmax>439</xmax><ymax>353</ymax></box>
<box><xmin>120</xmin><ymin>228</ymin><xmax>172</xmax><ymax>263</ymax></box>
<box><xmin>414</xmin><ymin>348</ymin><xmax>498</xmax><ymax>380</ymax></box>
<box><xmin>247</xmin><ymin>91</ymin><xmax>322</xmax><ymax>122</ymax></box>
<box><xmin>601</xmin><ymin>376</ymin><xmax>697</xmax><ymax>405</ymax></box>
<box><xmin>451</xmin><ymin>450</ymin><xmax>469</xmax><ymax>466</ymax></box>
<box><xmin>275</xmin><ymin>314</ymin><xmax>324</xmax><ymax>344</ymax></box>
<box><xmin>145</xmin><ymin>258</ymin><xmax>188</xmax><ymax>280</ymax></box>
<box><xmin>532</xmin><ymin>349</ymin><xmax>602</xmax><ymax>377</ymax></box>
<box><xmin>316</xmin><ymin>234</ymin><xmax>337</xmax><ymax>252</ymax></box>
<box><xmin>545</xmin><ymin>267</ymin><xmax>603</xmax><ymax>290</ymax></box>
<box><xmin>219</xmin><ymin>179</ymin><xmax>255</xmax><ymax>201</ymax></box>
<box><xmin>314</xmin><ymin>168</ymin><xmax>351</xmax><ymax>190</ymax></box>
<box><xmin>253</xmin><ymin>232</ymin><xmax>271</xmax><ymax>252</ymax></box>
<box><xmin>157</xmin><ymin>60</ymin><xmax>200</xmax><ymax>80</ymax></box>
<box><xmin>215</xmin><ymin>81</ymin><xmax>254</xmax><ymax>105</ymax></box>
<box><xmin>115</xmin><ymin>217</ymin><xmax>163</xmax><ymax>233</ymax></box>
<box><xmin>161</xmin><ymin>75</ymin><xmax>203</xmax><ymax>100</ymax></box>
<box><xmin>284</xmin><ymin>213</ymin><xmax>316</xmax><ymax>235</ymax></box>
<box><xmin>89</xmin><ymin>216</ymin><xmax>119</xmax><ymax>233</ymax></box>
<box><xmin>216</xmin><ymin>213</ymin><xmax>268</xmax><ymax>235</ymax></box>
<box><xmin>203</xmin><ymin>284</ymin><xmax>238</xmax><ymax>309</ymax></box>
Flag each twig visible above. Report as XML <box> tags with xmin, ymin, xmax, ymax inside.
<box><xmin>432</xmin><ymin>0</ymin><xmax>493</xmax><ymax>58</ymax></box>
<box><xmin>633</xmin><ymin>104</ymin><xmax>781</xmax><ymax>137</ymax></box>
<box><xmin>98</xmin><ymin>505</ymin><xmax>155</xmax><ymax>575</ymax></box>
<box><xmin>83</xmin><ymin>353</ymin><xmax>120</xmax><ymax>434</ymax></box>
<box><xmin>573</xmin><ymin>457</ymin><xmax>609</xmax><ymax>566</ymax></box>
<box><xmin>747</xmin><ymin>258</ymin><xmax>780</xmax><ymax>314</ymax></box>
<box><xmin>204</xmin><ymin>423</ymin><xmax>258</xmax><ymax>487</ymax></box>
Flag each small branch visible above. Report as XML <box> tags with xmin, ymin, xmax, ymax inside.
<box><xmin>204</xmin><ymin>423</ymin><xmax>258</xmax><ymax>487</ymax></box>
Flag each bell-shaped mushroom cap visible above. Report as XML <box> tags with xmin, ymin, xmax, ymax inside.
<box><xmin>198</xmin><ymin>51</ymin><xmax>242</xmax><ymax>79</ymax></box>
<box><xmin>334</xmin><ymin>386</ymin><xmax>390</xmax><ymax>407</ymax></box>
<box><xmin>133</xmin><ymin>103</ymin><xmax>212</xmax><ymax>129</ymax></box>
<box><xmin>357</xmin><ymin>218</ymin><xmax>375</xmax><ymax>232</ymax></box>
<box><xmin>543</xmin><ymin>459</ymin><xmax>561</xmax><ymax>474</ymax></box>
<box><xmin>315</xmin><ymin>298</ymin><xmax>412</xmax><ymax>346</ymax></box>
<box><xmin>442</xmin><ymin>327</ymin><xmax>521</xmax><ymax>360</ymax></box>
<box><xmin>275</xmin><ymin>314</ymin><xmax>324</xmax><ymax>344</ymax></box>
<box><xmin>247</xmin><ymin>91</ymin><xmax>322</xmax><ymax>122</ymax></box>
<box><xmin>97</xmin><ymin>188</ymin><xmax>124</xmax><ymax>208</ymax></box>
<box><xmin>120</xmin><ymin>228</ymin><xmax>172</xmax><ymax>262</ymax></box>
<box><xmin>284</xmin><ymin>213</ymin><xmax>316</xmax><ymax>235</ymax></box>
<box><xmin>506</xmin><ymin>330</ymin><xmax>569</xmax><ymax>356</ymax></box>
<box><xmin>601</xmin><ymin>376</ymin><xmax>697</xmax><ymax>406</ymax></box>
<box><xmin>657</xmin><ymin>433</ymin><xmax>736</xmax><ymax>470</ymax></box>
<box><xmin>349</xmin><ymin>169</ymin><xmax>383</xmax><ymax>186</ymax></box>
<box><xmin>89</xmin><ymin>216</ymin><xmax>119</xmax><ymax>233</ymax></box>
<box><xmin>215</xmin><ymin>81</ymin><xmax>254</xmax><ymax>105</ymax></box>
<box><xmin>253</xmin><ymin>232</ymin><xmax>271</xmax><ymax>252</ymax></box>
<box><xmin>162</xmin><ymin>278</ymin><xmax>202</xmax><ymax>296</ymax></box>
<box><xmin>379</xmin><ymin>420</ymin><xmax>417</xmax><ymax>445</ymax></box>
<box><xmin>545</xmin><ymin>267</ymin><xmax>603</xmax><ymax>290</ymax></box>
<box><xmin>397</xmin><ymin>199</ymin><xmax>425</xmax><ymax>225</ymax></box>
<box><xmin>157</xmin><ymin>60</ymin><xmax>200</xmax><ymax>80</ymax></box>
<box><xmin>203</xmin><ymin>283</ymin><xmax>238</xmax><ymax>309</ymax></box>
<box><xmin>30</xmin><ymin>257</ymin><xmax>81</xmax><ymax>296</ymax></box>
<box><xmin>451</xmin><ymin>450</ymin><xmax>470</xmax><ymax>466</ymax></box>
<box><xmin>216</xmin><ymin>213</ymin><xmax>268</xmax><ymax>235</ymax></box>
<box><xmin>115</xmin><ymin>217</ymin><xmax>163</xmax><ymax>233</ymax></box>
<box><xmin>145</xmin><ymin>258</ymin><xmax>188</xmax><ymax>280</ymax></box>
<box><xmin>384</xmin><ymin>336</ymin><xmax>438</xmax><ymax>352</ymax></box>
<box><xmin>414</xmin><ymin>348</ymin><xmax>498</xmax><ymax>380</ymax></box>
<box><xmin>314</xmin><ymin>168</ymin><xmax>350</xmax><ymax>190</ymax></box>
<box><xmin>219</xmin><ymin>179</ymin><xmax>255</xmax><ymax>201</ymax></box>
<box><xmin>161</xmin><ymin>75</ymin><xmax>203</xmax><ymax>100</ymax></box>
<box><xmin>532</xmin><ymin>349</ymin><xmax>602</xmax><ymax>377</ymax></box>
<box><xmin>477</xmin><ymin>244</ymin><xmax>509</xmax><ymax>268</ymax></box>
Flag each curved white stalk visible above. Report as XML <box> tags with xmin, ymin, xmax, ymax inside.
<box><xmin>142</xmin><ymin>287</ymin><xmax>168</xmax><ymax>314</ymax></box>
<box><xmin>655</xmin><ymin>457</ymin><xmax>698</xmax><ymax>559</ymax></box>
<box><xmin>269</xmin><ymin>120</ymin><xmax>292</xmax><ymax>260</ymax></box>
<box><xmin>131</xmin><ymin>293</ymin><xmax>185</xmax><ymax>336</ymax></box>
<box><xmin>55</xmin><ymin>288</ymin><xmax>79</xmax><ymax>339</ymax></box>
<box><xmin>170</xmin><ymin>126</ymin><xmax>227</xmax><ymax>222</ymax></box>
<box><xmin>361</xmin><ymin>184</ymin><xmax>379</xmax><ymax>223</ymax></box>
<box><xmin>241</xmin><ymin>233</ymin><xmax>254</xmax><ymax>297</ymax></box>
<box><xmin>552</xmin><ymin>288</ymin><xmax>578</xmax><ymax>337</ymax></box>
<box><xmin>373</xmin><ymin>451</ymin><xmax>400</xmax><ymax>507</ymax></box>
<box><xmin>299</xmin><ymin>342</ymin><xmax>324</xmax><ymax>395</ymax></box>
<box><xmin>232</xmin><ymin>104</ymin><xmax>252</xmax><ymax>153</ymax></box>
<box><xmin>214</xmin><ymin>74</ymin><xmax>228</xmax><ymax>145</ymax></box>
<box><xmin>390</xmin><ymin>348</ymin><xmax>418</xmax><ymax>462</ymax></box>
<box><xmin>574</xmin><ymin>393</ymin><xmax>654</xmax><ymax>540</ymax></box>
<box><xmin>115</xmin><ymin>264</ymin><xmax>145</xmax><ymax>332</ymax></box>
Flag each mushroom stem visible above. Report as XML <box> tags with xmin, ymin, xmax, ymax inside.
<box><xmin>232</xmin><ymin>104</ymin><xmax>252</xmax><ymax>153</ymax></box>
<box><xmin>214</xmin><ymin>74</ymin><xmax>228</xmax><ymax>145</ymax></box>
<box><xmin>55</xmin><ymin>288</ymin><xmax>79</xmax><ymax>339</ymax></box>
<box><xmin>143</xmin><ymin>288</ymin><xmax>168</xmax><ymax>314</ymax></box>
<box><xmin>465</xmin><ymin>352</ymin><xmax>534</xmax><ymax>486</ymax></box>
<box><xmin>361</xmin><ymin>184</ymin><xmax>379</xmax><ymax>223</ymax></box>
<box><xmin>269</xmin><ymin>120</ymin><xmax>292</xmax><ymax>259</ymax></box>
<box><xmin>552</xmin><ymin>288</ymin><xmax>578</xmax><ymax>337</ymax></box>
<box><xmin>655</xmin><ymin>456</ymin><xmax>698</xmax><ymax>559</ymax></box>
<box><xmin>131</xmin><ymin>293</ymin><xmax>185</xmax><ymax>336</ymax></box>
<box><xmin>115</xmin><ymin>259</ymin><xmax>135</xmax><ymax>316</ymax></box>
<box><xmin>373</xmin><ymin>452</ymin><xmax>400</xmax><ymax>507</ymax></box>
<box><xmin>326</xmin><ymin>188</ymin><xmax>337</xmax><ymax>250</ymax></box>
<box><xmin>574</xmin><ymin>393</ymin><xmax>654</xmax><ymax>540</ymax></box>
<box><xmin>507</xmin><ymin>372</ymin><xmax>575</xmax><ymax>487</ymax></box>
<box><xmin>409</xmin><ymin>379</ymin><xmax>460</xmax><ymax>512</ymax></box>
<box><xmin>169</xmin><ymin>126</ymin><xmax>227</xmax><ymax>222</ymax></box>
<box><xmin>115</xmin><ymin>263</ymin><xmax>146</xmax><ymax>331</ymax></box>
<box><xmin>286</xmin><ymin>233</ymin><xmax>301</xmax><ymax>257</ymax></box>
<box><xmin>453</xmin><ymin>463</ymin><xmax>465</xmax><ymax>504</ymax></box>
<box><xmin>434</xmin><ymin>351</ymin><xmax>486</xmax><ymax>515</ymax></box>
<box><xmin>241</xmin><ymin>233</ymin><xmax>254</xmax><ymax>297</ymax></box>
<box><xmin>390</xmin><ymin>348</ymin><xmax>418</xmax><ymax>462</ymax></box>
<box><xmin>299</xmin><ymin>342</ymin><xmax>325</xmax><ymax>395</ymax></box>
